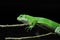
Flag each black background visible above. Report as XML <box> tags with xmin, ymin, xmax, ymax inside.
<box><xmin>0</xmin><ymin>0</ymin><xmax>60</xmax><ymax>24</ymax></box>
<box><xmin>0</xmin><ymin>0</ymin><xmax>60</xmax><ymax>40</ymax></box>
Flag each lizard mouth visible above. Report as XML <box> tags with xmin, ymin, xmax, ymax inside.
<box><xmin>17</xmin><ymin>17</ymin><xmax>28</xmax><ymax>24</ymax></box>
<box><xmin>18</xmin><ymin>20</ymin><xmax>28</xmax><ymax>24</ymax></box>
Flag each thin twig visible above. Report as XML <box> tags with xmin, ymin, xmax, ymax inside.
<box><xmin>0</xmin><ymin>24</ymin><xmax>28</xmax><ymax>27</ymax></box>
<box><xmin>5</xmin><ymin>32</ymin><xmax>55</xmax><ymax>40</ymax></box>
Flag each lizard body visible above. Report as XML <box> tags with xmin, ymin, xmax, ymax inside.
<box><xmin>17</xmin><ymin>14</ymin><xmax>60</xmax><ymax>35</ymax></box>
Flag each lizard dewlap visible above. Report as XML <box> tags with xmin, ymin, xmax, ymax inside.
<box><xmin>17</xmin><ymin>14</ymin><xmax>60</xmax><ymax>35</ymax></box>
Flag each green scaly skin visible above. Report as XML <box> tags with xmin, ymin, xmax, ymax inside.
<box><xmin>17</xmin><ymin>14</ymin><xmax>60</xmax><ymax>35</ymax></box>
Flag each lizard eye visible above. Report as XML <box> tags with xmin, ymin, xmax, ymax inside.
<box><xmin>20</xmin><ymin>15</ymin><xmax>22</xmax><ymax>17</ymax></box>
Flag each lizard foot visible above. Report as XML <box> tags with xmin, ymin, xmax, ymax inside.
<box><xmin>25</xmin><ymin>27</ymin><xmax>32</xmax><ymax>32</ymax></box>
<box><xmin>25</xmin><ymin>27</ymin><xmax>30</xmax><ymax>32</ymax></box>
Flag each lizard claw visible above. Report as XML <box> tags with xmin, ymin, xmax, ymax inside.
<box><xmin>25</xmin><ymin>27</ymin><xmax>29</xmax><ymax>32</ymax></box>
<box><xmin>25</xmin><ymin>27</ymin><xmax>32</xmax><ymax>32</ymax></box>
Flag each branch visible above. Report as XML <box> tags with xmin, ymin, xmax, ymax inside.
<box><xmin>0</xmin><ymin>24</ymin><xmax>28</xmax><ymax>27</ymax></box>
<box><xmin>5</xmin><ymin>32</ymin><xmax>55</xmax><ymax>40</ymax></box>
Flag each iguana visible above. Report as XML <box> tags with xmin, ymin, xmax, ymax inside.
<box><xmin>17</xmin><ymin>14</ymin><xmax>60</xmax><ymax>35</ymax></box>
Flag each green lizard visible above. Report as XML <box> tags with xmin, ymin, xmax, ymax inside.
<box><xmin>17</xmin><ymin>14</ymin><xmax>60</xmax><ymax>35</ymax></box>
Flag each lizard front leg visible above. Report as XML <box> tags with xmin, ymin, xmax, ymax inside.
<box><xmin>25</xmin><ymin>22</ymin><xmax>36</xmax><ymax>32</ymax></box>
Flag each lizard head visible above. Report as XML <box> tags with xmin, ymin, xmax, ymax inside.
<box><xmin>17</xmin><ymin>14</ymin><xmax>30</xmax><ymax>23</ymax></box>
